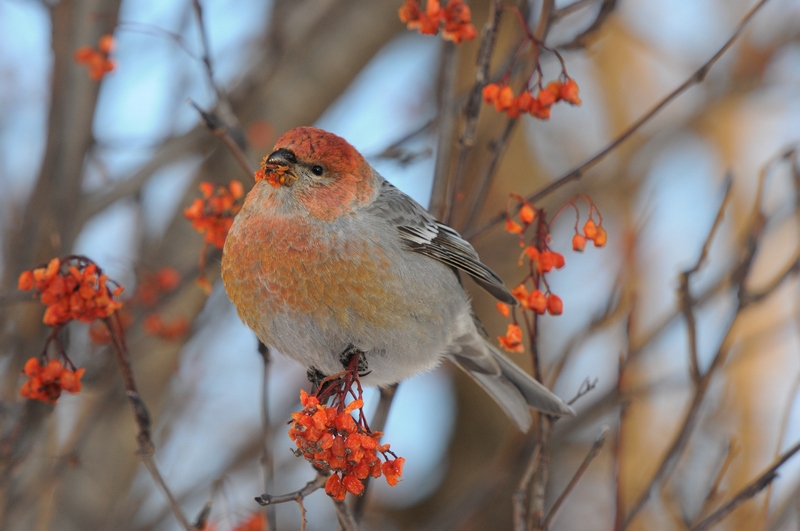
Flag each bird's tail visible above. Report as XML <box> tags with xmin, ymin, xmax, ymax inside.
<box><xmin>448</xmin><ymin>332</ymin><xmax>575</xmax><ymax>431</ymax></box>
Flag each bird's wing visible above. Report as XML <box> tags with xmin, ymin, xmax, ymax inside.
<box><xmin>366</xmin><ymin>178</ymin><xmax>517</xmax><ymax>305</ymax></box>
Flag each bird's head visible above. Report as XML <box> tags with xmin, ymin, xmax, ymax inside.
<box><xmin>254</xmin><ymin>127</ymin><xmax>376</xmax><ymax>220</ymax></box>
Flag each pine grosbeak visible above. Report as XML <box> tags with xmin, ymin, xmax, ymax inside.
<box><xmin>221</xmin><ymin>127</ymin><xmax>573</xmax><ymax>430</ymax></box>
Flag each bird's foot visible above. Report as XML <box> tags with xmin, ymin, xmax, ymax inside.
<box><xmin>307</xmin><ymin>366</ymin><xmax>327</xmax><ymax>393</ymax></box>
<box><xmin>339</xmin><ymin>344</ymin><xmax>370</xmax><ymax>378</ymax></box>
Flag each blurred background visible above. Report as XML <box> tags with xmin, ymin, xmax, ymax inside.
<box><xmin>2</xmin><ymin>0</ymin><xmax>800</xmax><ymax>529</ymax></box>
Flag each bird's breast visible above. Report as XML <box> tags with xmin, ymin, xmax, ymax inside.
<box><xmin>221</xmin><ymin>208</ymin><xmax>412</xmax><ymax>341</ymax></box>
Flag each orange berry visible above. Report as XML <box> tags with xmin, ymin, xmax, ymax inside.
<box><xmin>482</xmin><ymin>84</ymin><xmax>500</xmax><ymax>104</ymax></box>
<box><xmin>505</xmin><ymin>219</ymin><xmax>523</xmax><ymax>234</ymax></box>
<box><xmin>498</xmin><ymin>323</ymin><xmax>524</xmax><ymax>353</ymax></box>
<box><xmin>519</xmin><ymin>203</ymin><xmax>535</xmax><ymax>225</ymax></box>
<box><xmin>229</xmin><ymin>180</ymin><xmax>244</xmax><ymax>198</ymax></box>
<box><xmin>23</xmin><ymin>358</ymin><xmax>42</xmax><ymax>378</ymax></box>
<box><xmin>524</xmin><ymin>246</ymin><xmax>539</xmax><ymax>262</ymax></box>
<box><xmin>547</xmin><ymin>294</ymin><xmax>563</xmax><ymax>315</ymax></box>
<box><xmin>593</xmin><ymin>226</ymin><xmax>607</xmax><ymax>247</ymax></box>
<box><xmin>155</xmin><ymin>267</ymin><xmax>181</xmax><ymax>291</ymax></box>
<box><xmin>560</xmin><ymin>78</ymin><xmax>582</xmax><ymax>105</ymax></box>
<box><xmin>18</xmin><ymin>271</ymin><xmax>34</xmax><ymax>291</ymax></box>
<box><xmin>516</xmin><ymin>91</ymin><xmax>533</xmax><ymax>113</ymax></box>
<box><xmin>552</xmin><ymin>252</ymin><xmax>565</xmax><ymax>269</ymax></box>
<box><xmin>325</xmin><ymin>474</ymin><xmax>346</xmax><ymax>501</ymax></box>
<box><xmin>583</xmin><ymin>219</ymin><xmax>598</xmax><ymax>239</ymax></box>
<box><xmin>495</xmin><ymin>85</ymin><xmax>514</xmax><ymax>111</ymax></box>
<box><xmin>572</xmin><ymin>234</ymin><xmax>587</xmax><ymax>252</ymax></box>
<box><xmin>342</xmin><ymin>474</ymin><xmax>365</xmax><ymax>496</ymax></box>
<box><xmin>537</xmin><ymin>82</ymin><xmax>560</xmax><ymax>107</ymax></box>
<box><xmin>496</xmin><ymin>302</ymin><xmax>510</xmax><ymax>318</ymax></box>
<box><xmin>98</xmin><ymin>34</ymin><xmax>115</xmax><ymax>54</ymax></box>
<box><xmin>538</xmin><ymin>251</ymin><xmax>555</xmax><ymax>273</ymax></box>
<box><xmin>528</xmin><ymin>290</ymin><xmax>547</xmax><ymax>314</ymax></box>
<box><xmin>511</xmin><ymin>284</ymin><xmax>529</xmax><ymax>304</ymax></box>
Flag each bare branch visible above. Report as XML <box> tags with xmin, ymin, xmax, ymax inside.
<box><xmin>558</xmin><ymin>0</ymin><xmax>618</xmax><ymax>50</ymax></box>
<box><xmin>447</xmin><ymin>0</ymin><xmax>503</xmax><ymax>225</ymax></box>
<box><xmin>513</xmin><ymin>444</ymin><xmax>541</xmax><ymax>531</ymax></box>
<box><xmin>334</xmin><ymin>498</ymin><xmax>359</xmax><ymax>531</ymax></box>
<box><xmin>543</xmin><ymin>426</ymin><xmax>609</xmax><ymax>528</ymax></box>
<box><xmin>257</xmin><ymin>342</ymin><xmax>276</xmax><ymax>530</ymax></box>
<box><xmin>351</xmin><ymin>383</ymin><xmax>398</xmax><ymax>523</ymax></box>
<box><xmin>465</xmin><ymin>0</ymin><xmax>772</xmax><ymax>241</ymax></box>
<box><xmin>189</xmin><ymin>99</ymin><xmax>255</xmax><ymax>178</ymax></box>
<box><xmin>692</xmin><ymin>437</ymin><xmax>739</xmax><ymax>525</ymax></box>
<box><xmin>255</xmin><ymin>471</ymin><xmax>328</xmax><ymax>506</ymax></box>
<box><xmin>105</xmin><ymin>316</ymin><xmax>192</xmax><ymax>530</ymax></box>
<box><xmin>679</xmin><ymin>175</ymin><xmax>734</xmax><ymax>382</ymax></box>
<box><xmin>691</xmin><ymin>439</ymin><xmax>800</xmax><ymax>531</ymax></box>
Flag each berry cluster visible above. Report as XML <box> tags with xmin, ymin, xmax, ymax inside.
<box><xmin>289</xmin><ymin>387</ymin><xmax>404</xmax><ymax>501</ymax></box>
<box><xmin>18</xmin><ymin>257</ymin><xmax>124</xmax><ymax>327</ymax></box>
<box><xmin>572</xmin><ymin>217</ymin><xmax>607</xmax><ymax>250</ymax></box>
<box><xmin>399</xmin><ymin>0</ymin><xmax>477</xmax><ymax>44</ymax></box>
<box><xmin>496</xmin><ymin>194</ymin><xmax>608</xmax><ymax>353</ymax></box>
<box><xmin>73</xmin><ymin>35</ymin><xmax>115</xmax><ymax>81</ymax></box>
<box><xmin>184</xmin><ymin>181</ymin><xmax>244</xmax><ymax>250</ymax></box>
<box><xmin>19</xmin><ymin>358</ymin><xmax>85</xmax><ymax>404</ymax></box>
<box><xmin>483</xmin><ymin>78</ymin><xmax>581</xmax><ymax>120</ymax></box>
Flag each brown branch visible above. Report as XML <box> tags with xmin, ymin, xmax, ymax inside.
<box><xmin>679</xmin><ymin>175</ymin><xmax>734</xmax><ymax>382</ymax></box>
<box><xmin>105</xmin><ymin>316</ymin><xmax>192</xmax><ymax>531</ymax></box>
<box><xmin>257</xmin><ymin>341</ymin><xmax>276</xmax><ymax>530</ymax></box>
<box><xmin>465</xmin><ymin>0</ymin><xmax>772</xmax><ymax>241</ymax></box>
<box><xmin>552</xmin><ymin>0</ymin><xmax>602</xmax><ymax>19</ymax></box>
<box><xmin>530</xmin><ymin>418</ymin><xmax>553</xmax><ymax>531</ymax></box>
<box><xmin>543</xmin><ymin>426</ymin><xmax>609</xmax><ymax>528</ymax></box>
<box><xmin>255</xmin><ymin>470</ymin><xmax>328</xmax><ymax>506</ymax></box>
<box><xmin>351</xmin><ymin>383</ymin><xmax>398</xmax><ymax>523</ymax></box>
<box><xmin>334</xmin><ymin>498</ymin><xmax>359</xmax><ymax>531</ymax></box>
<box><xmin>189</xmin><ymin>99</ymin><xmax>255</xmax><ymax>178</ymax></box>
<box><xmin>558</xmin><ymin>0</ymin><xmax>618</xmax><ymax>50</ymax></box>
<box><xmin>513</xmin><ymin>444</ymin><xmax>541</xmax><ymax>531</ymax></box>
<box><xmin>623</xmin><ymin>166</ymin><xmax>769</xmax><ymax>528</ymax></box>
<box><xmin>430</xmin><ymin>42</ymin><xmax>460</xmax><ymax>222</ymax></box>
<box><xmin>691</xmin><ymin>439</ymin><xmax>800</xmax><ymax>531</ymax></box>
<box><xmin>692</xmin><ymin>437</ymin><xmax>739</xmax><ymax>525</ymax></box>
<box><xmin>448</xmin><ymin>0</ymin><xmax>503</xmax><ymax>226</ymax></box>
<box><xmin>75</xmin><ymin>128</ymin><xmax>211</xmax><ymax>227</ymax></box>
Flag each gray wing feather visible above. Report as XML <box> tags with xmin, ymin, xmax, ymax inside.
<box><xmin>369</xmin><ymin>179</ymin><xmax>517</xmax><ymax>305</ymax></box>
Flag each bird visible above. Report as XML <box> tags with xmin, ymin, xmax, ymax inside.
<box><xmin>220</xmin><ymin>126</ymin><xmax>574</xmax><ymax>430</ymax></box>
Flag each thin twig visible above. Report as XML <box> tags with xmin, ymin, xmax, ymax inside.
<box><xmin>543</xmin><ymin>426</ymin><xmax>609</xmax><ymax>528</ymax></box>
<box><xmin>351</xmin><ymin>383</ymin><xmax>398</xmax><ymax>523</ymax></box>
<box><xmin>552</xmin><ymin>0</ymin><xmax>601</xmax><ymax>19</ymax></box>
<box><xmin>691</xmin><ymin>439</ymin><xmax>800</xmax><ymax>531</ymax></box>
<box><xmin>448</xmin><ymin>0</ymin><xmax>503</xmax><ymax>226</ymax></box>
<box><xmin>430</xmin><ymin>43</ymin><xmax>459</xmax><ymax>222</ymax></box>
<box><xmin>623</xmin><ymin>166</ymin><xmax>769</xmax><ymax>528</ymax></box>
<box><xmin>105</xmin><ymin>316</ymin><xmax>192</xmax><ymax>530</ymax></box>
<box><xmin>257</xmin><ymin>341</ymin><xmax>276</xmax><ymax>530</ymax></box>
<box><xmin>679</xmin><ymin>176</ymin><xmax>734</xmax><ymax>382</ymax></box>
<box><xmin>558</xmin><ymin>0</ymin><xmax>618</xmax><ymax>50</ymax></box>
<box><xmin>692</xmin><ymin>437</ymin><xmax>739</xmax><ymax>525</ymax></box>
<box><xmin>334</xmin><ymin>499</ymin><xmax>359</xmax><ymax>531</ymax></box>
<box><xmin>513</xmin><ymin>443</ymin><xmax>541</xmax><ymax>531</ymax></box>
<box><xmin>529</xmin><ymin>417</ymin><xmax>553</xmax><ymax>531</ymax></box>
<box><xmin>255</xmin><ymin>471</ymin><xmax>328</xmax><ymax>506</ymax></box>
<box><xmin>189</xmin><ymin>99</ymin><xmax>255</xmax><ymax>179</ymax></box>
<box><xmin>567</xmin><ymin>377</ymin><xmax>598</xmax><ymax>405</ymax></box>
<box><xmin>190</xmin><ymin>0</ymin><xmax>245</xmax><ymax>142</ymax></box>
<box><xmin>465</xmin><ymin>0</ymin><xmax>772</xmax><ymax>241</ymax></box>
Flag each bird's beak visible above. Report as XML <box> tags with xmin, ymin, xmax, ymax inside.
<box><xmin>256</xmin><ymin>149</ymin><xmax>298</xmax><ymax>188</ymax></box>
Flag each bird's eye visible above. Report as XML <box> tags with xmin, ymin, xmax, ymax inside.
<box><xmin>311</xmin><ymin>165</ymin><xmax>324</xmax><ymax>176</ymax></box>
